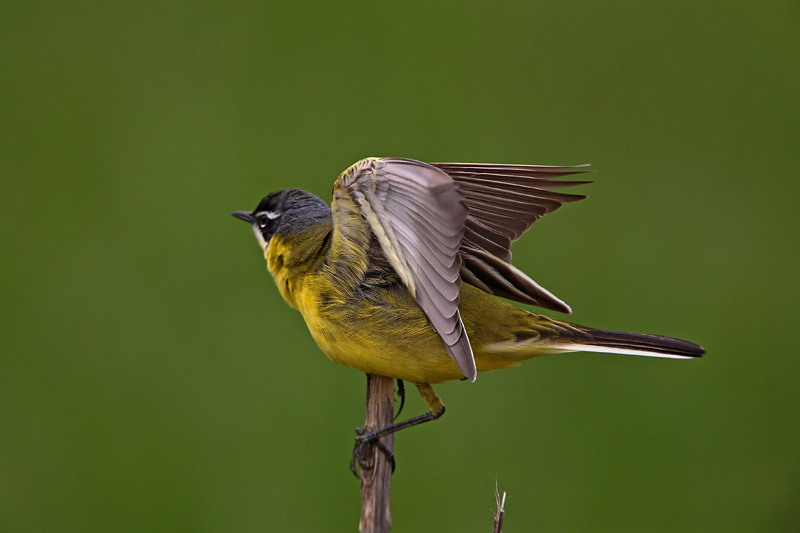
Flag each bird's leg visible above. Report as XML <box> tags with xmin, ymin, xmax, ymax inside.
<box><xmin>358</xmin><ymin>383</ymin><xmax>446</xmax><ymax>440</ymax></box>
<box><xmin>350</xmin><ymin>383</ymin><xmax>445</xmax><ymax>476</ymax></box>
<box><xmin>394</xmin><ymin>379</ymin><xmax>406</xmax><ymax>421</ymax></box>
<box><xmin>352</xmin><ymin>378</ymin><xmax>405</xmax><ymax>433</ymax></box>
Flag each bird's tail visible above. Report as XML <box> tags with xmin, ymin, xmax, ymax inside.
<box><xmin>549</xmin><ymin>327</ymin><xmax>705</xmax><ymax>359</ymax></box>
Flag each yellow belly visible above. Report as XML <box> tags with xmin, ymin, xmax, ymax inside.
<box><xmin>292</xmin><ymin>278</ymin><xmax>563</xmax><ymax>384</ymax></box>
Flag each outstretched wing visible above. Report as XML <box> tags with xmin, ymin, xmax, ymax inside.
<box><xmin>432</xmin><ymin>162</ymin><xmax>590</xmax><ymax>313</ymax></box>
<box><xmin>332</xmin><ymin>158</ymin><xmax>476</xmax><ymax>381</ymax></box>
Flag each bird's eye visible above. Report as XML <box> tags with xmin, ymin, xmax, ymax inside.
<box><xmin>256</xmin><ymin>214</ymin><xmax>271</xmax><ymax>227</ymax></box>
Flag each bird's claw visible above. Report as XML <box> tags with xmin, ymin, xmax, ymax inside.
<box><xmin>349</xmin><ymin>429</ymin><xmax>396</xmax><ymax>478</ymax></box>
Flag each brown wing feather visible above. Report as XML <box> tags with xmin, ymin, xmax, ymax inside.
<box><xmin>432</xmin><ymin>162</ymin><xmax>590</xmax><ymax>312</ymax></box>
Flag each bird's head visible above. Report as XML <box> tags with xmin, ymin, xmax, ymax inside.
<box><xmin>232</xmin><ymin>188</ymin><xmax>331</xmax><ymax>251</ymax></box>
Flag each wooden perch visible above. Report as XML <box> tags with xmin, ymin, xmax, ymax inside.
<box><xmin>358</xmin><ymin>374</ymin><xmax>396</xmax><ymax>533</ymax></box>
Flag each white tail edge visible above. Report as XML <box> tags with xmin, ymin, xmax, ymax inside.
<box><xmin>548</xmin><ymin>343</ymin><xmax>697</xmax><ymax>360</ymax></box>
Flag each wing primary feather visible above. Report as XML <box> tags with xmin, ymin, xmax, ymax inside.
<box><xmin>454</xmin><ymin>174</ymin><xmax>593</xmax><ymax>189</ymax></box>
<box><xmin>460</xmin><ymin>251</ymin><xmax>535</xmax><ymax>303</ymax></box>
<box><xmin>463</xmin><ymin>226</ymin><xmax>513</xmax><ymax>260</ymax></box>
<box><xmin>432</xmin><ymin>162</ymin><xmax>591</xmax><ymax>172</ymax></box>
<box><xmin>457</xmin><ymin>181</ymin><xmax>588</xmax><ymax>204</ymax></box>
<box><xmin>463</xmin><ymin>195</ymin><xmax>562</xmax><ymax>221</ymax></box>
<box><xmin>461</xmin><ymin>248</ymin><xmax>571</xmax><ymax>313</ymax></box>
<box><xmin>459</xmin><ymin>264</ymin><xmax>495</xmax><ymax>293</ymax></box>
<box><xmin>465</xmin><ymin>205</ymin><xmax>530</xmax><ymax>238</ymax></box>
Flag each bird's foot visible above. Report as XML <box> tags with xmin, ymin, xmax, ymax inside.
<box><xmin>349</xmin><ymin>428</ymin><xmax>396</xmax><ymax>478</ymax></box>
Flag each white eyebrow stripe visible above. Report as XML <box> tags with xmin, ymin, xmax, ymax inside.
<box><xmin>263</xmin><ymin>211</ymin><xmax>280</xmax><ymax>219</ymax></box>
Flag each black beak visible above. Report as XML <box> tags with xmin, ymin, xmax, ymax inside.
<box><xmin>231</xmin><ymin>211</ymin><xmax>255</xmax><ymax>223</ymax></box>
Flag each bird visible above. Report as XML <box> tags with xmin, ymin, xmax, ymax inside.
<box><xmin>232</xmin><ymin>157</ymin><xmax>704</xmax><ymax>466</ymax></box>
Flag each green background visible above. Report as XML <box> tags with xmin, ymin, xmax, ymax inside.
<box><xmin>2</xmin><ymin>1</ymin><xmax>798</xmax><ymax>531</ymax></box>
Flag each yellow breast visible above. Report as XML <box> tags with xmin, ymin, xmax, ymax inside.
<box><xmin>267</xmin><ymin>231</ymin><xmax>564</xmax><ymax>384</ymax></box>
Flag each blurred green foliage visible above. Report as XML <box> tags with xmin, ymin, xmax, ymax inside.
<box><xmin>2</xmin><ymin>1</ymin><xmax>799</xmax><ymax>531</ymax></box>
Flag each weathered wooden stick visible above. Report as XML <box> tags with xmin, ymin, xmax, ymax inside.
<box><xmin>358</xmin><ymin>374</ymin><xmax>396</xmax><ymax>533</ymax></box>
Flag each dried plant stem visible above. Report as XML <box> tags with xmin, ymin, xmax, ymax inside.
<box><xmin>358</xmin><ymin>374</ymin><xmax>395</xmax><ymax>533</ymax></box>
<box><xmin>493</xmin><ymin>485</ymin><xmax>507</xmax><ymax>533</ymax></box>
